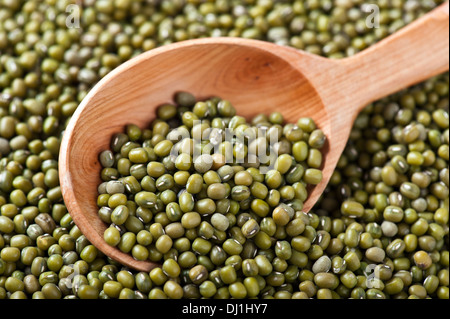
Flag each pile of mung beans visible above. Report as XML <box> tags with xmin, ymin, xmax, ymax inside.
<box><xmin>0</xmin><ymin>0</ymin><xmax>448</xmax><ymax>299</ymax></box>
<box><xmin>98</xmin><ymin>94</ymin><xmax>325</xmax><ymax>271</ymax></box>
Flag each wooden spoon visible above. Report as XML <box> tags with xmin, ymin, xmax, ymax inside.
<box><xmin>59</xmin><ymin>3</ymin><xmax>449</xmax><ymax>272</ymax></box>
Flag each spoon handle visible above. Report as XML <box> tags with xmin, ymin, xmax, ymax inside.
<box><xmin>296</xmin><ymin>2</ymin><xmax>448</xmax><ymax>212</ymax></box>
<box><xmin>319</xmin><ymin>1</ymin><xmax>449</xmax><ymax>122</ymax></box>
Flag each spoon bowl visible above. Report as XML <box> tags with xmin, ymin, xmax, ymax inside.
<box><xmin>59</xmin><ymin>3</ymin><xmax>449</xmax><ymax>272</ymax></box>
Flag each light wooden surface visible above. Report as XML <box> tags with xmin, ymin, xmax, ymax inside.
<box><xmin>59</xmin><ymin>2</ymin><xmax>449</xmax><ymax>272</ymax></box>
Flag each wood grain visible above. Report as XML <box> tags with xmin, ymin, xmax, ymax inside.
<box><xmin>59</xmin><ymin>3</ymin><xmax>449</xmax><ymax>272</ymax></box>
